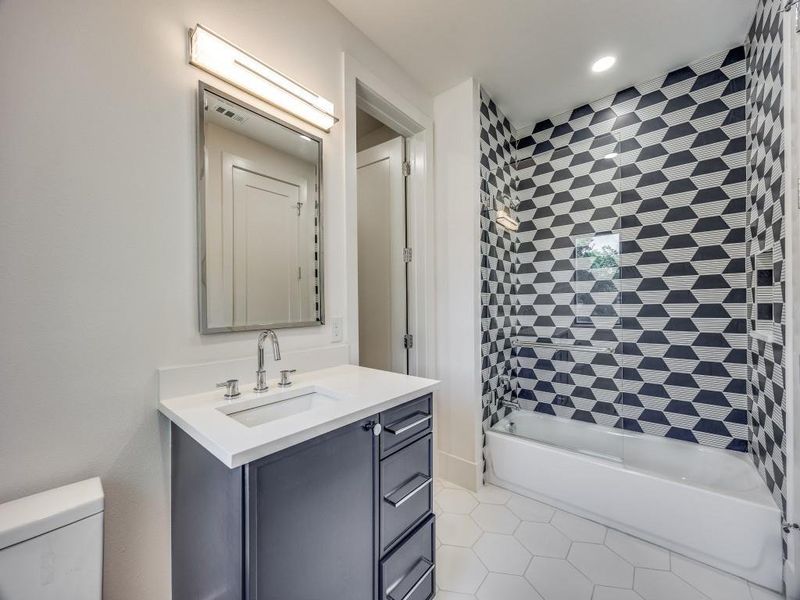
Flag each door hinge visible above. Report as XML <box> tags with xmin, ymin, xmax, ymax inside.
<box><xmin>402</xmin><ymin>161</ymin><xmax>411</xmax><ymax>177</ymax></box>
<box><xmin>403</xmin><ymin>247</ymin><xmax>412</xmax><ymax>263</ymax></box>
<box><xmin>403</xmin><ymin>334</ymin><xmax>414</xmax><ymax>349</ymax></box>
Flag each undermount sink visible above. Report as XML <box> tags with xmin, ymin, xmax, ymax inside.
<box><xmin>223</xmin><ymin>389</ymin><xmax>340</xmax><ymax>427</ymax></box>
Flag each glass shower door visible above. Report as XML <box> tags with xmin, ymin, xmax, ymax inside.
<box><xmin>514</xmin><ymin>128</ymin><xmax>624</xmax><ymax>461</ymax></box>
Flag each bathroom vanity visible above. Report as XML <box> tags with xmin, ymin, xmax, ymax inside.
<box><xmin>160</xmin><ymin>365</ymin><xmax>438</xmax><ymax>600</ymax></box>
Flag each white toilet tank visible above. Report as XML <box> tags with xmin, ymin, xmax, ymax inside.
<box><xmin>0</xmin><ymin>477</ymin><xmax>104</xmax><ymax>599</ymax></box>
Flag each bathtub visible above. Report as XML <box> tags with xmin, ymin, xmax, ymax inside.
<box><xmin>485</xmin><ymin>409</ymin><xmax>783</xmax><ymax>591</ymax></box>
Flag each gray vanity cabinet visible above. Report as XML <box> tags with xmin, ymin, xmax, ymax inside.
<box><xmin>246</xmin><ymin>417</ymin><xmax>378</xmax><ymax>600</ymax></box>
<box><xmin>171</xmin><ymin>394</ymin><xmax>434</xmax><ymax>600</ymax></box>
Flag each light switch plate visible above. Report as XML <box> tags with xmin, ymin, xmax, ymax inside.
<box><xmin>331</xmin><ymin>317</ymin><xmax>343</xmax><ymax>343</ymax></box>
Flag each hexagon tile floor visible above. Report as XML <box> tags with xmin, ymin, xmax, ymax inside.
<box><xmin>433</xmin><ymin>478</ymin><xmax>784</xmax><ymax>600</ymax></box>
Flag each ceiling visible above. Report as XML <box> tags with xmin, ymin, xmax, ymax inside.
<box><xmin>328</xmin><ymin>0</ymin><xmax>757</xmax><ymax>129</ymax></box>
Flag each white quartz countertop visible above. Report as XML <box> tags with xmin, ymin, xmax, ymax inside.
<box><xmin>159</xmin><ymin>364</ymin><xmax>439</xmax><ymax>468</ymax></box>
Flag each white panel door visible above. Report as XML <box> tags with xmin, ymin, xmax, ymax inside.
<box><xmin>356</xmin><ymin>137</ymin><xmax>407</xmax><ymax>373</ymax></box>
<box><xmin>232</xmin><ymin>167</ymin><xmax>301</xmax><ymax>327</ymax></box>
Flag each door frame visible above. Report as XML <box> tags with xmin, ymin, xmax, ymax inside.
<box><xmin>786</xmin><ymin>2</ymin><xmax>800</xmax><ymax>596</ymax></box>
<box><xmin>343</xmin><ymin>53</ymin><xmax>436</xmax><ymax>379</ymax></box>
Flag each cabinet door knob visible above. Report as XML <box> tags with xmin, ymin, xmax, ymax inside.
<box><xmin>363</xmin><ymin>421</ymin><xmax>382</xmax><ymax>436</ymax></box>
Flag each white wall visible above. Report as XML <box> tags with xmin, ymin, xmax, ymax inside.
<box><xmin>433</xmin><ymin>78</ymin><xmax>483</xmax><ymax>491</ymax></box>
<box><xmin>0</xmin><ymin>1</ymin><xmax>431</xmax><ymax>598</ymax></box>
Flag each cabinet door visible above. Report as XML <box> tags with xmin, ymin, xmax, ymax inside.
<box><xmin>246</xmin><ymin>417</ymin><xmax>378</xmax><ymax>600</ymax></box>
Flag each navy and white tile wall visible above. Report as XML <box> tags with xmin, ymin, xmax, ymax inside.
<box><xmin>745</xmin><ymin>0</ymin><xmax>787</xmax><ymax>513</ymax></box>
<box><xmin>479</xmin><ymin>89</ymin><xmax>517</xmax><ymax>439</ymax></box>
<box><xmin>512</xmin><ymin>47</ymin><xmax>750</xmax><ymax>452</ymax></box>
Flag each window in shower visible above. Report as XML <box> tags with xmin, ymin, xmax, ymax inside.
<box><xmin>574</xmin><ymin>233</ymin><xmax>620</xmax><ymax>330</ymax></box>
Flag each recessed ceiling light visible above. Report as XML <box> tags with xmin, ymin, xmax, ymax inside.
<box><xmin>604</xmin><ymin>152</ymin><xmax>619</xmax><ymax>159</ymax></box>
<box><xmin>592</xmin><ymin>56</ymin><xmax>616</xmax><ymax>73</ymax></box>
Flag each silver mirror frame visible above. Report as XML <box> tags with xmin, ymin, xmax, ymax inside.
<box><xmin>196</xmin><ymin>81</ymin><xmax>325</xmax><ymax>334</ymax></box>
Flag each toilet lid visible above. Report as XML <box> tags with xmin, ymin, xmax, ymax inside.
<box><xmin>0</xmin><ymin>477</ymin><xmax>103</xmax><ymax>550</ymax></box>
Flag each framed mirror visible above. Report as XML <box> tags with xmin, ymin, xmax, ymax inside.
<box><xmin>197</xmin><ymin>82</ymin><xmax>324</xmax><ymax>333</ymax></box>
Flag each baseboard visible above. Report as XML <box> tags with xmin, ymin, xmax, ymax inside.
<box><xmin>436</xmin><ymin>449</ymin><xmax>479</xmax><ymax>491</ymax></box>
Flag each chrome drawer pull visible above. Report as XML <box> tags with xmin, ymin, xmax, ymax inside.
<box><xmin>387</xmin><ymin>558</ymin><xmax>434</xmax><ymax>600</ymax></box>
<box><xmin>385</xmin><ymin>473</ymin><xmax>432</xmax><ymax>508</ymax></box>
<box><xmin>384</xmin><ymin>412</ymin><xmax>431</xmax><ymax>436</ymax></box>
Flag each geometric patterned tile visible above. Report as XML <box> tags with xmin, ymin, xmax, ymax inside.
<box><xmin>593</xmin><ymin>588</ymin><xmax>644</xmax><ymax>600</ymax></box>
<box><xmin>514</xmin><ymin>522</ymin><xmax>571</xmax><ymax>558</ymax></box>
<box><xmin>568</xmin><ymin>543</ymin><xmax>634</xmax><ymax>588</ymax></box>
<box><xmin>437</xmin><ymin>545</ymin><xmax>488</xmax><ymax>594</ymax></box>
<box><xmin>471</xmin><ymin>504</ymin><xmax>520</xmax><ymax>534</ymax></box>
<box><xmin>744</xmin><ymin>0</ymin><xmax>787</xmax><ymax>522</ymax></box>
<box><xmin>507</xmin><ymin>493</ymin><xmax>556</xmax><ymax>522</ymax></box>
<box><xmin>634</xmin><ymin>568</ymin><xmax>709</xmax><ymax>600</ymax></box>
<box><xmin>669</xmin><ymin>553</ymin><xmax>751</xmax><ymax>600</ymax></box>
<box><xmin>749</xmin><ymin>582</ymin><xmax>786</xmax><ymax>600</ymax></box>
<box><xmin>525</xmin><ymin>557</ymin><xmax>594</xmax><ymax>600</ymax></box>
<box><xmin>477</xmin><ymin>573</ymin><xmax>544</xmax><ymax>600</ymax></box>
<box><xmin>473</xmin><ymin>484</ymin><xmax>513</xmax><ymax>504</ymax></box>
<box><xmin>474</xmin><ymin>533</ymin><xmax>531</xmax><ymax>575</ymax></box>
<box><xmin>551</xmin><ymin>510</ymin><xmax>607</xmax><ymax>543</ymax></box>
<box><xmin>604</xmin><ymin>530</ymin><xmax>670</xmax><ymax>570</ymax></box>
<box><xmin>437</xmin><ymin>513</ymin><xmax>483</xmax><ymax>547</ymax></box>
<box><xmin>504</xmin><ymin>45</ymin><xmax>750</xmax><ymax>452</ymax></box>
<box><xmin>435</xmin><ymin>481</ymin><xmax>784</xmax><ymax>600</ymax></box>
<box><xmin>438</xmin><ymin>488</ymin><xmax>479</xmax><ymax>514</ymax></box>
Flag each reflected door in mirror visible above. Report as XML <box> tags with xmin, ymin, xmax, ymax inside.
<box><xmin>198</xmin><ymin>83</ymin><xmax>323</xmax><ymax>333</ymax></box>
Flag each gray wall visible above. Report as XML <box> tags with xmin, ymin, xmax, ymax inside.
<box><xmin>0</xmin><ymin>1</ymin><xmax>430</xmax><ymax>598</ymax></box>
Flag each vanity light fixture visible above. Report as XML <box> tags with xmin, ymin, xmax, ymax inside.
<box><xmin>591</xmin><ymin>55</ymin><xmax>617</xmax><ymax>73</ymax></box>
<box><xmin>189</xmin><ymin>24</ymin><xmax>338</xmax><ymax>132</ymax></box>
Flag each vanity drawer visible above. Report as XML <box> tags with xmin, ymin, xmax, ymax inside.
<box><xmin>380</xmin><ymin>395</ymin><xmax>432</xmax><ymax>457</ymax></box>
<box><xmin>380</xmin><ymin>515</ymin><xmax>435</xmax><ymax>600</ymax></box>
<box><xmin>380</xmin><ymin>434</ymin><xmax>433</xmax><ymax>554</ymax></box>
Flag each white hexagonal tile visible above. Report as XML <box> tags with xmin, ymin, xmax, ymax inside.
<box><xmin>472</xmin><ymin>484</ymin><xmax>512</xmax><ymax>504</ymax></box>
<box><xmin>748</xmin><ymin>582</ymin><xmax>785</xmax><ymax>600</ymax></box>
<box><xmin>473</xmin><ymin>533</ymin><xmax>531</xmax><ymax>575</ymax></box>
<box><xmin>437</xmin><ymin>545</ymin><xmax>488</xmax><ymax>594</ymax></box>
<box><xmin>438</xmin><ymin>488</ymin><xmax>479</xmax><ymax>514</ymax></box>
<box><xmin>551</xmin><ymin>510</ymin><xmax>606</xmax><ymax>543</ymax></box>
<box><xmin>593</xmin><ymin>587</ymin><xmax>644</xmax><ymax>600</ymax></box>
<box><xmin>471</xmin><ymin>504</ymin><xmax>520</xmax><ymax>534</ymax></box>
<box><xmin>514</xmin><ymin>522</ymin><xmax>571</xmax><ymax>558</ymax></box>
<box><xmin>525</xmin><ymin>557</ymin><xmax>593</xmax><ymax>600</ymax></box>
<box><xmin>634</xmin><ymin>568</ymin><xmax>707</xmax><ymax>600</ymax></box>
<box><xmin>507</xmin><ymin>494</ymin><xmax>555</xmax><ymax>522</ymax></box>
<box><xmin>436</xmin><ymin>591</ymin><xmax>477</xmax><ymax>600</ymax></box>
<box><xmin>437</xmin><ymin>513</ymin><xmax>483</xmax><ymax>547</ymax></box>
<box><xmin>477</xmin><ymin>573</ymin><xmax>544</xmax><ymax>600</ymax></box>
<box><xmin>670</xmin><ymin>553</ymin><xmax>750</xmax><ymax>600</ymax></box>
<box><xmin>567</xmin><ymin>542</ymin><xmax>633</xmax><ymax>587</ymax></box>
<box><xmin>604</xmin><ymin>530</ymin><xmax>669</xmax><ymax>570</ymax></box>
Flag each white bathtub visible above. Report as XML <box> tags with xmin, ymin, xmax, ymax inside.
<box><xmin>485</xmin><ymin>409</ymin><xmax>783</xmax><ymax>591</ymax></box>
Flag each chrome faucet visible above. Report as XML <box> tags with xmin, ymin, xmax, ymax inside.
<box><xmin>254</xmin><ymin>329</ymin><xmax>281</xmax><ymax>392</ymax></box>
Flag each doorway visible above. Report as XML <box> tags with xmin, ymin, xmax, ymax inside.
<box><xmin>356</xmin><ymin>108</ymin><xmax>408</xmax><ymax>373</ymax></box>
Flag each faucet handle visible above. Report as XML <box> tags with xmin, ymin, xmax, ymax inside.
<box><xmin>278</xmin><ymin>369</ymin><xmax>296</xmax><ymax>387</ymax></box>
<box><xmin>216</xmin><ymin>379</ymin><xmax>241</xmax><ymax>399</ymax></box>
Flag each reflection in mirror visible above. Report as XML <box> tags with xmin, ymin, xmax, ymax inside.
<box><xmin>198</xmin><ymin>83</ymin><xmax>323</xmax><ymax>333</ymax></box>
